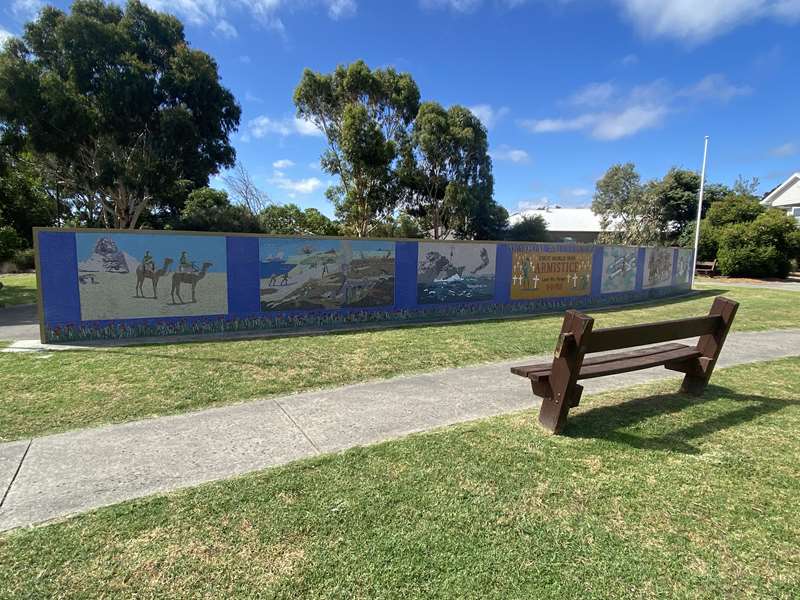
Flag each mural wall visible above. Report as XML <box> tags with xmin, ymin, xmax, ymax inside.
<box><xmin>76</xmin><ymin>232</ymin><xmax>228</xmax><ymax>320</ymax></box>
<box><xmin>259</xmin><ymin>238</ymin><xmax>394</xmax><ymax>311</ymax></box>
<box><xmin>35</xmin><ymin>228</ymin><xmax>694</xmax><ymax>343</ymax></box>
<box><xmin>417</xmin><ymin>242</ymin><xmax>495</xmax><ymax>304</ymax></box>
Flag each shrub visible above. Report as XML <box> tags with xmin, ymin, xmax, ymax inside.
<box><xmin>12</xmin><ymin>248</ymin><xmax>35</xmax><ymax>271</ymax></box>
<box><xmin>716</xmin><ymin>209</ymin><xmax>799</xmax><ymax>278</ymax></box>
<box><xmin>678</xmin><ymin>220</ymin><xmax>718</xmax><ymax>260</ymax></box>
<box><xmin>505</xmin><ymin>215</ymin><xmax>549</xmax><ymax>242</ymax></box>
<box><xmin>0</xmin><ymin>226</ymin><xmax>24</xmax><ymax>263</ymax></box>
<box><xmin>706</xmin><ymin>194</ymin><xmax>764</xmax><ymax>227</ymax></box>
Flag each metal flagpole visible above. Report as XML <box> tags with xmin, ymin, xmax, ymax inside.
<box><xmin>691</xmin><ymin>135</ymin><xmax>709</xmax><ymax>289</ymax></box>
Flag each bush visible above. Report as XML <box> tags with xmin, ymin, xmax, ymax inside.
<box><xmin>678</xmin><ymin>219</ymin><xmax>718</xmax><ymax>260</ymax></box>
<box><xmin>504</xmin><ymin>215</ymin><xmax>549</xmax><ymax>242</ymax></box>
<box><xmin>706</xmin><ymin>194</ymin><xmax>764</xmax><ymax>227</ymax></box>
<box><xmin>716</xmin><ymin>209</ymin><xmax>799</xmax><ymax>278</ymax></box>
<box><xmin>0</xmin><ymin>226</ymin><xmax>24</xmax><ymax>263</ymax></box>
<box><xmin>12</xmin><ymin>248</ymin><xmax>35</xmax><ymax>271</ymax></box>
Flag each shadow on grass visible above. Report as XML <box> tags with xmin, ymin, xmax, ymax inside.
<box><xmin>564</xmin><ymin>384</ymin><xmax>795</xmax><ymax>454</ymax></box>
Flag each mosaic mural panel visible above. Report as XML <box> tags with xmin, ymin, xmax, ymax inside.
<box><xmin>417</xmin><ymin>242</ymin><xmax>496</xmax><ymax>304</ymax></box>
<box><xmin>643</xmin><ymin>247</ymin><xmax>675</xmax><ymax>289</ymax></box>
<box><xmin>76</xmin><ymin>232</ymin><xmax>228</xmax><ymax>320</ymax></box>
<box><xmin>510</xmin><ymin>249</ymin><xmax>592</xmax><ymax>300</ymax></box>
<box><xmin>600</xmin><ymin>246</ymin><xmax>639</xmax><ymax>294</ymax></box>
<box><xmin>675</xmin><ymin>248</ymin><xmax>693</xmax><ymax>285</ymax></box>
<box><xmin>259</xmin><ymin>238</ymin><xmax>395</xmax><ymax>311</ymax></box>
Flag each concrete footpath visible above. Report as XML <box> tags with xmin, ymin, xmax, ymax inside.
<box><xmin>1</xmin><ymin>328</ymin><xmax>799</xmax><ymax>532</ymax></box>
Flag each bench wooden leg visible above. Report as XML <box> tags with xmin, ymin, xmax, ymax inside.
<box><xmin>537</xmin><ymin>312</ymin><xmax>593</xmax><ymax>434</ymax></box>
<box><xmin>680</xmin><ymin>296</ymin><xmax>738</xmax><ymax>395</ymax></box>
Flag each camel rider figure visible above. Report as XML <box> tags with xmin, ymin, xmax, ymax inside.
<box><xmin>142</xmin><ymin>251</ymin><xmax>155</xmax><ymax>274</ymax></box>
<box><xmin>178</xmin><ymin>251</ymin><xmax>196</xmax><ymax>274</ymax></box>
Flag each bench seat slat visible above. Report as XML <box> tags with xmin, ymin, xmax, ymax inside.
<box><xmin>510</xmin><ymin>343</ymin><xmax>700</xmax><ymax>381</ymax></box>
<box><xmin>510</xmin><ymin>343</ymin><xmax>690</xmax><ymax>378</ymax></box>
<box><xmin>578</xmin><ymin>346</ymin><xmax>701</xmax><ymax>379</ymax></box>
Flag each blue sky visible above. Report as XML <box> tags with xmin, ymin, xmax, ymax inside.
<box><xmin>2</xmin><ymin>0</ymin><xmax>799</xmax><ymax>218</ymax></box>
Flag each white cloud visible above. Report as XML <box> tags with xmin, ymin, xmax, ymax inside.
<box><xmin>491</xmin><ymin>145</ymin><xmax>530</xmax><ymax>163</ymax></box>
<box><xmin>516</xmin><ymin>196</ymin><xmax>553</xmax><ymax>212</ymax></box>
<box><xmin>520</xmin><ymin>114</ymin><xmax>597</xmax><ymax>134</ymax></box>
<box><xmin>678</xmin><ymin>73</ymin><xmax>752</xmax><ymax>102</ymax></box>
<box><xmin>522</xmin><ymin>73</ymin><xmax>749</xmax><ymax>141</ymax></box>
<box><xmin>268</xmin><ymin>170</ymin><xmax>323</xmax><ymax>196</ymax></box>
<box><xmin>293</xmin><ymin>117</ymin><xmax>323</xmax><ymax>136</ymax></box>
<box><xmin>615</xmin><ymin>0</ymin><xmax>800</xmax><ymax>44</ymax></box>
<box><xmin>245</xmin><ymin>115</ymin><xmax>322</xmax><ymax>140</ymax></box>
<box><xmin>139</xmin><ymin>0</ymin><xmax>357</xmax><ymax>33</ymax></box>
<box><xmin>621</xmin><ymin>53</ymin><xmax>639</xmax><ymax>67</ymax></box>
<box><xmin>11</xmin><ymin>0</ymin><xmax>43</xmax><ymax>19</ymax></box>
<box><xmin>0</xmin><ymin>28</ymin><xmax>14</xmax><ymax>46</ymax></box>
<box><xmin>421</xmin><ymin>0</ymin><xmax>483</xmax><ymax>12</ymax></box>
<box><xmin>520</xmin><ymin>106</ymin><xmax>666</xmax><ymax>140</ymax></box>
<box><xmin>244</xmin><ymin>91</ymin><xmax>263</xmax><ymax>103</ymax></box>
<box><xmin>569</xmin><ymin>82</ymin><xmax>616</xmax><ymax>107</ymax></box>
<box><xmin>591</xmin><ymin>105</ymin><xmax>667</xmax><ymax>140</ymax></box>
<box><xmin>213</xmin><ymin>19</ymin><xmax>238</xmax><ymax>38</ymax></box>
<box><xmin>770</xmin><ymin>142</ymin><xmax>798</xmax><ymax>157</ymax></box>
<box><xmin>327</xmin><ymin>0</ymin><xmax>357</xmax><ymax>19</ymax></box>
<box><xmin>273</xmin><ymin>159</ymin><xmax>295</xmax><ymax>169</ymax></box>
<box><xmin>240</xmin><ymin>55</ymin><xmax>252</xmax><ymax>64</ymax></box>
<box><xmin>468</xmin><ymin>104</ymin><xmax>510</xmax><ymax>129</ymax></box>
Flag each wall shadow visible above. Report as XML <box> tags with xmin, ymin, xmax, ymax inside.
<box><xmin>564</xmin><ymin>385</ymin><xmax>795</xmax><ymax>455</ymax></box>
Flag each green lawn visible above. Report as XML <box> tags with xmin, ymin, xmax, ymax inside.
<box><xmin>0</xmin><ymin>273</ymin><xmax>37</xmax><ymax>307</ymax></box>
<box><xmin>0</xmin><ymin>284</ymin><xmax>798</xmax><ymax>441</ymax></box>
<box><xmin>1</xmin><ymin>357</ymin><xmax>798</xmax><ymax>599</ymax></box>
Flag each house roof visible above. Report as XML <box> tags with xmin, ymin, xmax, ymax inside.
<box><xmin>507</xmin><ymin>207</ymin><xmax>611</xmax><ymax>233</ymax></box>
<box><xmin>761</xmin><ymin>172</ymin><xmax>800</xmax><ymax>207</ymax></box>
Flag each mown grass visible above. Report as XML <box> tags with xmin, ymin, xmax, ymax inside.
<box><xmin>0</xmin><ymin>285</ymin><xmax>798</xmax><ymax>441</ymax></box>
<box><xmin>1</xmin><ymin>358</ymin><xmax>799</xmax><ymax>599</ymax></box>
<box><xmin>0</xmin><ymin>273</ymin><xmax>37</xmax><ymax>307</ymax></box>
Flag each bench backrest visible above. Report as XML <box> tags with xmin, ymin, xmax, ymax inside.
<box><xmin>585</xmin><ymin>315</ymin><xmax>722</xmax><ymax>353</ymax></box>
<box><xmin>556</xmin><ymin>296</ymin><xmax>738</xmax><ymax>356</ymax></box>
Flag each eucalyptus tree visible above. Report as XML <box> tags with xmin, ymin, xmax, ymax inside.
<box><xmin>0</xmin><ymin>0</ymin><xmax>240</xmax><ymax>229</ymax></box>
<box><xmin>293</xmin><ymin>60</ymin><xmax>420</xmax><ymax>236</ymax></box>
<box><xmin>399</xmin><ymin>102</ymin><xmax>496</xmax><ymax>240</ymax></box>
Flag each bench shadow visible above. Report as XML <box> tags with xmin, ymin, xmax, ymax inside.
<box><xmin>563</xmin><ymin>385</ymin><xmax>795</xmax><ymax>455</ymax></box>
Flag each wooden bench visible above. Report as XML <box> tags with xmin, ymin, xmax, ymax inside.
<box><xmin>695</xmin><ymin>259</ymin><xmax>717</xmax><ymax>277</ymax></box>
<box><xmin>511</xmin><ymin>297</ymin><xmax>738</xmax><ymax>434</ymax></box>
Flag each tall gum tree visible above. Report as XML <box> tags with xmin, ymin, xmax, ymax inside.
<box><xmin>0</xmin><ymin>0</ymin><xmax>240</xmax><ymax>229</ymax></box>
<box><xmin>399</xmin><ymin>102</ymin><xmax>495</xmax><ymax>240</ymax></box>
<box><xmin>293</xmin><ymin>60</ymin><xmax>420</xmax><ymax>237</ymax></box>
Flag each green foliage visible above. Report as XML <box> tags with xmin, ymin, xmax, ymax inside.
<box><xmin>592</xmin><ymin>163</ymin><xmax>663</xmax><ymax>245</ymax></box>
<box><xmin>12</xmin><ymin>247</ymin><xmax>36</xmax><ymax>271</ymax></box>
<box><xmin>178</xmin><ymin>188</ymin><xmax>259</xmax><ymax>233</ymax></box>
<box><xmin>400</xmin><ymin>102</ymin><xmax>497</xmax><ymax>239</ymax></box>
<box><xmin>259</xmin><ymin>204</ymin><xmax>339</xmax><ymax>236</ymax></box>
<box><xmin>294</xmin><ymin>60</ymin><xmax>420</xmax><ymax>236</ymax></box>
<box><xmin>0</xmin><ymin>149</ymin><xmax>55</xmax><ymax>243</ymax></box>
<box><xmin>678</xmin><ymin>220</ymin><xmax>718</xmax><ymax>261</ymax></box>
<box><xmin>504</xmin><ymin>215</ymin><xmax>549</xmax><ymax>242</ymax></box>
<box><xmin>369</xmin><ymin>213</ymin><xmax>424</xmax><ymax>238</ymax></box>
<box><xmin>0</xmin><ymin>0</ymin><xmax>240</xmax><ymax>228</ymax></box>
<box><xmin>716</xmin><ymin>209</ymin><xmax>799</xmax><ymax>277</ymax></box>
<box><xmin>705</xmin><ymin>194</ymin><xmax>764</xmax><ymax>227</ymax></box>
<box><xmin>0</xmin><ymin>225</ymin><xmax>24</xmax><ymax>262</ymax></box>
